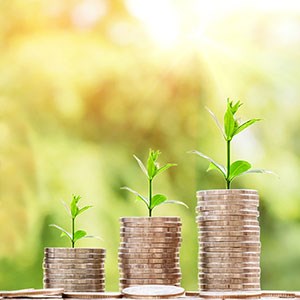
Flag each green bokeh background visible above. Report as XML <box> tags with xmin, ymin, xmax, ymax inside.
<box><xmin>0</xmin><ymin>0</ymin><xmax>300</xmax><ymax>291</ymax></box>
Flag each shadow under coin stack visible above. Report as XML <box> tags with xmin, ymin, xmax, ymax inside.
<box><xmin>118</xmin><ymin>217</ymin><xmax>182</xmax><ymax>290</ymax></box>
<box><xmin>196</xmin><ymin>190</ymin><xmax>261</xmax><ymax>291</ymax></box>
<box><xmin>43</xmin><ymin>248</ymin><xmax>106</xmax><ymax>292</ymax></box>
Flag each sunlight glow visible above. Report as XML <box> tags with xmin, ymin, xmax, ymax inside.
<box><xmin>125</xmin><ymin>0</ymin><xmax>180</xmax><ymax>48</ymax></box>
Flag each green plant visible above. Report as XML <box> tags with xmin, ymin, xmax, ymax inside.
<box><xmin>122</xmin><ymin>149</ymin><xmax>188</xmax><ymax>217</ymax></box>
<box><xmin>50</xmin><ymin>194</ymin><xmax>96</xmax><ymax>248</ymax></box>
<box><xmin>190</xmin><ymin>99</ymin><xmax>270</xmax><ymax>189</ymax></box>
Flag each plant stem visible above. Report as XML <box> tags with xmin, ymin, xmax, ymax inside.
<box><xmin>149</xmin><ymin>178</ymin><xmax>153</xmax><ymax>217</ymax></box>
<box><xmin>226</xmin><ymin>140</ymin><xmax>231</xmax><ymax>189</ymax></box>
<box><xmin>71</xmin><ymin>217</ymin><xmax>75</xmax><ymax>248</ymax></box>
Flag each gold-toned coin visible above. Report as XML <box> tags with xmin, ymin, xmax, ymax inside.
<box><xmin>118</xmin><ymin>252</ymin><xmax>179</xmax><ymax>259</ymax></box>
<box><xmin>120</xmin><ymin>237</ymin><xmax>182</xmax><ymax>243</ymax></box>
<box><xmin>200</xmin><ymin>230</ymin><xmax>260</xmax><ymax>236</ymax></box>
<box><xmin>44</xmin><ymin>283</ymin><xmax>104</xmax><ymax>292</ymax></box>
<box><xmin>44</xmin><ymin>273</ymin><xmax>105</xmax><ymax>280</ymax></box>
<box><xmin>261</xmin><ymin>291</ymin><xmax>295</xmax><ymax>298</ymax></box>
<box><xmin>120</xmin><ymin>217</ymin><xmax>181</xmax><ymax>223</ymax></box>
<box><xmin>121</xmin><ymin>285</ymin><xmax>185</xmax><ymax>298</ymax></box>
<box><xmin>63</xmin><ymin>292</ymin><xmax>122</xmax><ymax>299</ymax></box>
<box><xmin>44</xmin><ymin>268</ymin><xmax>104</xmax><ymax>275</ymax></box>
<box><xmin>120</xmin><ymin>232</ymin><xmax>181</xmax><ymax>239</ymax></box>
<box><xmin>199</xmin><ymin>272</ymin><xmax>260</xmax><ymax>279</ymax></box>
<box><xmin>199</xmin><ymin>267</ymin><xmax>260</xmax><ymax>274</ymax></box>
<box><xmin>199</xmin><ymin>236</ymin><xmax>259</xmax><ymax>242</ymax></box>
<box><xmin>201</xmin><ymin>251</ymin><xmax>260</xmax><ymax>258</ymax></box>
<box><xmin>44</xmin><ymin>253</ymin><xmax>106</xmax><ymax>260</ymax></box>
<box><xmin>119</xmin><ymin>278</ymin><xmax>180</xmax><ymax>285</ymax></box>
<box><xmin>0</xmin><ymin>288</ymin><xmax>63</xmax><ymax>298</ymax></box>
<box><xmin>45</xmin><ymin>248</ymin><xmax>105</xmax><ymax>254</ymax></box>
<box><xmin>119</xmin><ymin>263</ymin><xmax>178</xmax><ymax>269</ymax></box>
<box><xmin>44</xmin><ymin>278</ymin><xmax>105</xmax><ymax>284</ymax></box>
<box><xmin>119</xmin><ymin>258</ymin><xmax>180</xmax><ymax>264</ymax></box>
<box><xmin>199</xmin><ymin>262</ymin><xmax>260</xmax><ymax>268</ymax></box>
<box><xmin>120</xmin><ymin>242</ymin><xmax>181</xmax><ymax>249</ymax></box>
<box><xmin>120</xmin><ymin>227</ymin><xmax>181</xmax><ymax>233</ymax></box>
<box><xmin>197</xmin><ymin>220</ymin><xmax>259</xmax><ymax>227</ymax></box>
<box><xmin>120</xmin><ymin>267</ymin><xmax>181</xmax><ymax>274</ymax></box>
<box><xmin>43</xmin><ymin>263</ymin><xmax>104</xmax><ymax>269</ymax></box>
<box><xmin>118</xmin><ymin>247</ymin><xmax>177</xmax><ymax>253</ymax></box>
<box><xmin>44</xmin><ymin>258</ymin><xmax>105</xmax><ymax>264</ymax></box>
<box><xmin>197</xmin><ymin>204</ymin><xmax>259</xmax><ymax>211</ymax></box>
<box><xmin>199</xmin><ymin>241</ymin><xmax>260</xmax><ymax>247</ymax></box>
<box><xmin>119</xmin><ymin>273</ymin><xmax>181</xmax><ymax>280</ymax></box>
<box><xmin>197</xmin><ymin>215</ymin><xmax>258</xmax><ymax>222</ymax></box>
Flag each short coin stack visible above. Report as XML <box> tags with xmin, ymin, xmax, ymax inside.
<box><xmin>196</xmin><ymin>190</ymin><xmax>261</xmax><ymax>291</ymax></box>
<box><xmin>43</xmin><ymin>248</ymin><xmax>106</xmax><ymax>292</ymax></box>
<box><xmin>118</xmin><ymin>217</ymin><xmax>182</xmax><ymax>290</ymax></box>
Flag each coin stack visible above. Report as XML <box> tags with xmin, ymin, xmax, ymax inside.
<box><xmin>196</xmin><ymin>190</ymin><xmax>261</xmax><ymax>291</ymax></box>
<box><xmin>118</xmin><ymin>217</ymin><xmax>182</xmax><ymax>290</ymax></box>
<box><xmin>43</xmin><ymin>247</ymin><xmax>106</xmax><ymax>292</ymax></box>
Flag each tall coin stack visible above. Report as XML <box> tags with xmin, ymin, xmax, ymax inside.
<box><xmin>118</xmin><ymin>217</ymin><xmax>182</xmax><ymax>290</ymax></box>
<box><xmin>196</xmin><ymin>190</ymin><xmax>261</xmax><ymax>291</ymax></box>
<box><xmin>43</xmin><ymin>248</ymin><xmax>106</xmax><ymax>292</ymax></box>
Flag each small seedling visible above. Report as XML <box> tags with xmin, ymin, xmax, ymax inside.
<box><xmin>122</xmin><ymin>149</ymin><xmax>188</xmax><ymax>217</ymax></box>
<box><xmin>190</xmin><ymin>99</ymin><xmax>271</xmax><ymax>189</ymax></box>
<box><xmin>50</xmin><ymin>194</ymin><xmax>97</xmax><ymax>248</ymax></box>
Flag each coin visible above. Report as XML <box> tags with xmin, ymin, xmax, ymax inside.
<box><xmin>44</xmin><ymin>283</ymin><xmax>104</xmax><ymax>292</ymax></box>
<box><xmin>120</xmin><ymin>237</ymin><xmax>182</xmax><ymax>244</ymax></box>
<box><xmin>45</xmin><ymin>248</ymin><xmax>105</xmax><ymax>254</ymax></box>
<box><xmin>63</xmin><ymin>292</ymin><xmax>122</xmax><ymax>299</ymax></box>
<box><xmin>120</xmin><ymin>227</ymin><xmax>181</xmax><ymax>233</ymax></box>
<box><xmin>119</xmin><ymin>243</ymin><xmax>181</xmax><ymax>249</ymax></box>
<box><xmin>120</xmin><ymin>232</ymin><xmax>181</xmax><ymax>239</ymax></box>
<box><xmin>118</xmin><ymin>252</ymin><xmax>179</xmax><ymax>259</ymax></box>
<box><xmin>120</xmin><ymin>217</ymin><xmax>181</xmax><ymax>222</ymax></box>
<box><xmin>200</xmin><ymin>230</ymin><xmax>260</xmax><ymax>236</ymax></box>
<box><xmin>45</xmin><ymin>267</ymin><xmax>104</xmax><ymax>274</ymax></box>
<box><xmin>44</xmin><ymin>278</ymin><xmax>105</xmax><ymax>284</ymax></box>
<box><xmin>119</xmin><ymin>263</ymin><xmax>179</xmax><ymax>269</ymax></box>
<box><xmin>43</xmin><ymin>263</ymin><xmax>104</xmax><ymax>269</ymax></box>
<box><xmin>0</xmin><ymin>288</ymin><xmax>64</xmax><ymax>298</ymax></box>
<box><xmin>44</xmin><ymin>258</ymin><xmax>105</xmax><ymax>264</ymax></box>
<box><xmin>196</xmin><ymin>189</ymin><xmax>258</xmax><ymax>195</ymax></box>
<box><xmin>119</xmin><ymin>278</ymin><xmax>180</xmax><ymax>285</ymax></box>
<box><xmin>121</xmin><ymin>285</ymin><xmax>185</xmax><ymax>298</ymax></box>
<box><xmin>119</xmin><ymin>258</ymin><xmax>180</xmax><ymax>264</ymax></box>
<box><xmin>118</xmin><ymin>247</ymin><xmax>177</xmax><ymax>254</ymax></box>
<box><xmin>197</xmin><ymin>220</ymin><xmax>259</xmax><ymax>227</ymax></box>
<box><xmin>199</xmin><ymin>267</ymin><xmax>260</xmax><ymax>274</ymax></box>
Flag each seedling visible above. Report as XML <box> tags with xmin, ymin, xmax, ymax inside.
<box><xmin>50</xmin><ymin>194</ymin><xmax>96</xmax><ymax>248</ymax></box>
<box><xmin>190</xmin><ymin>99</ymin><xmax>271</xmax><ymax>189</ymax></box>
<box><xmin>122</xmin><ymin>149</ymin><xmax>188</xmax><ymax>217</ymax></box>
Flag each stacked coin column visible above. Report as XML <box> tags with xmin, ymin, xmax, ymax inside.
<box><xmin>43</xmin><ymin>248</ymin><xmax>106</xmax><ymax>292</ymax></box>
<box><xmin>196</xmin><ymin>190</ymin><xmax>261</xmax><ymax>291</ymax></box>
<box><xmin>118</xmin><ymin>217</ymin><xmax>182</xmax><ymax>290</ymax></box>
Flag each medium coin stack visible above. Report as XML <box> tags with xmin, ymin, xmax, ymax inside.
<box><xmin>43</xmin><ymin>248</ymin><xmax>106</xmax><ymax>292</ymax></box>
<box><xmin>196</xmin><ymin>190</ymin><xmax>261</xmax><ymax>291</ymax></box>
<box><xmin>118</xmin><ymin>217</ymin><xmax>182</xmax><ymax>290</ymax></box>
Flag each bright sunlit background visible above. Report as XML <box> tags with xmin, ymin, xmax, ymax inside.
<box><xmin>1</xmin><ymin>0</ymin><xmax>300</xmax><ymax>291</ymax></box>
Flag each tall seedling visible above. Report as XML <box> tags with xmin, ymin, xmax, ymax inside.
<box><xmin>190</xmin><ymin>99</ymin><xmax>271</xmax><ymax>188</ymax></box>
<box><xmin>122</xmin><ymin>149</ymin><xmax>187</xmax><ymax>216</ymax></box>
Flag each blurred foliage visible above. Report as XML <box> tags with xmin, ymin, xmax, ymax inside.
<box><xmin>0</xmin><ymin>0</ymin><xmax>300</xmax><ymax>292</ymax></box>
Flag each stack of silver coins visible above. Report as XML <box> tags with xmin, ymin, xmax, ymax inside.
<box><xmin>196</xmin><ymin>190</ymin><xmax>261</xmax><ymax>291</ymax></box>
<box><xmin>118</xmin><ymin>217</ymin><xmax>182</xmax><ymax>290</ymax></box>
<box><xmin>43</xmin><ymin>248</ymin><xmax>106</xmax><ymax>292</ymax></box>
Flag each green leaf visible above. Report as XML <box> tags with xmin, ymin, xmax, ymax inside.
<box><xmin>229</xmin><ymin>160</ymin><xmax>251</xmax><ymax>181</ymax></box>
<box><xmin>150</xmin><ymin>194</ymin><xmax>167</xmax><ymax>209</ymax></box>
<box><xmin>159</xmin><ymin>200</ymin><xmax>189</xmax><ymax>209</ymax></box>
<box><xmin>224</xmin><ymin>106</ymin><xmax>236</xmax><ymax>141</ymax></box>
<box><xmin>206</xmin><ymin>106</ymin><xmax>225</xmax><ymax>139</ymax></box>
<box><xmin>74</xmin><ymin>230</ymin><xmax>87</xmax><ymax>243</ymax></box>
<box><xmin>49</xmin><ymin>224</ymin><xmax>72</xmax><ymax>240</ymax></box>
<box><xmin>156</xmin><ymin>163</ymin><xmax>177</xmax><ymax>177</ymax></box>
<box><xmin>70</xmin><ymin>195</ymin><xmax>81</xmax><ymax>218</ymax></box>
<box><xmin>234</xmin><ymin>118</ymin><xmax>261</xmax><ymax>136</ymax></box>
<box><xmin>147</xmin><ymin>149</ymin><xmax>160</xmax><ymax>179</ymax></box>
<box><xmin>121</xmin><ymin>186</ymin><xmax>149</xmax><ymax>207</ymax></box>
<box><xmin>133</xmin><ymin>154</ymin><xmax>148</xmax><ymax>178</ymax></box>
<box><xmin>189</xmin><ymin>150</ymin><xmax>226</xmax><ymax>177</ymax></box>
<box><xmin>77</xmin><ymin>205</ymin><xmax>92</xmax><ymax>217</ymax></box>
<box><xmin>61</xmin><ymin>200</ymin><xmax>71</xmax><ymax>217</ymax></box>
